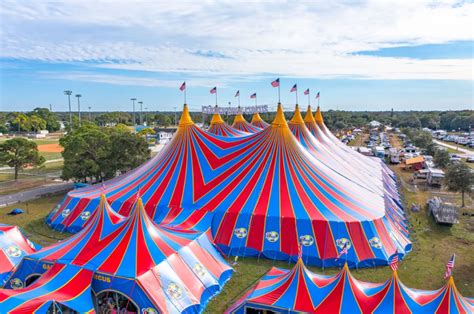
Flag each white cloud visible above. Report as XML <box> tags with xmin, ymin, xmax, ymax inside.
<box><xmin>0</xmin><ymin>0</ymin><xmax>473</xmax><ymax>82</ymax></box>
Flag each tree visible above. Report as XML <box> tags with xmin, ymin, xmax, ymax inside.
<box><xmin>0</xmin><ymin>138</ymin><xmax>45</xmax><ymax>180</ymax></box>
<box><xmin>434</xmin><ymin>149</ymin><xmax>450</xmax><ymax>168</ymax></box>
<box><xmin>137</xmin><ymin>128</ymin><xmax>156</xmax><ymax>137</ymax></box>
<box><xmin>444</xmin><ymin>163</ymin><xmax>474</xmax><ymax>207</ymax></box>
<box><xmin>412</xmin><ymin>130</ymin><xmax>432</xmax><ymax>149</ymax></box>
<box><xmin>154</xmin><ymin>114</ymin><xmax>172</xmax><ymax>127</ymax></box>
<box><xmin>29</xmin><ymin>115</ymin><xmax>47</xmax><ymax>133</ymax></box>
<box><xmin>31</xmin><ymin>108</ymin><xmax>60</xmax><ymax>132</ymax></box>
<box><xmin>426</xmin><ymin>143</ymin><xmax>438</xmax><ymax>157</ymax></box>
<box><xmin>60</xmin><ymin>125</ymin><xmax>150</xmax><ymax>182</ymax></box>
<box><xmin>11</xmin><ymin>113</ymin><xmax>31</xmax><ymax>132</ymax></box>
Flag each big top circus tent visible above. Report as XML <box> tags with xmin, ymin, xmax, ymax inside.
<box><xmin>250</xmin><ymin>111</ymin><xmax>269</xmax><ymax>129</ymax></box>
<box><xmin>226</xmin><ymin>258</ymin><xmax>474</xmax><ymax>314</ymax></box>
<box><xmin>0</xmin><ymin>224</ymin><xmax>39</xmax><ymax>284</ymax></box>
<box><xmin>10</xmin><ymin>196</ymin><xmax>232</xmax><ymax>313</ymax></box>
<box><xmin>0</xmin><ymin>263</ymin><xmax>95</xmax><ymax>313</ymax></box>
<box><xmin>46</xmin><ymin>102</ymin><xmax>411</xmax><ymax>267</ymax></box>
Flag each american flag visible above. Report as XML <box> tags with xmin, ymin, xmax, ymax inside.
<box><xmin>290</xmin><ymin>84</ymin><xmax>297</xmax><ymax>93</ymax></box>
<box><xmin>271</xmin><ymin>78</ymin><xmax>280</xmax><ymax>87</ymax></box>
<box><xmin>210</xmin><ymin>87</ymin><xmax>217</xmax><ymax>94</ymax></box>
<box><xmin>304</xmin><ymin>89</ymin><xmax>309</xmax><ymax>95</ymax></box>
<box><xmin>179</xmin><ymin>81</ymin><xmax>186</xmax><ymax>91</ymax></box>
<box><xmin>315</xmin><ymin>92</ymin><xmax>320</xmax><ymax>99</ymax></box>
<box><xmin>298</xmin><ymin>243</ymin><xmax>303</xmax><ymax>260</ymax></box>
<box><xmin>444</xmin><ymin>254</ymin><xmax>455</xmax><ymax>279</ymax></box>
<box><xmin>250</xmin><ymin>93</ymin><xmax>257</xmax><ymax>99</ymax></box>
<box><xmin>235</xmin><ymin>90</ymin><xmax>240</xmax><ymax>97</ymax></box>
<box><xmin>336</xmin><ymin>242</ymin><xmax>348</xmax><ymax>259</ymax></box>
<box><xmin>389</xmin><ymin>251</ymin><xmax>399</xmax><ymax>271</ymax></box>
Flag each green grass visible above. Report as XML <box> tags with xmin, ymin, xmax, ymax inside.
<box><xmin>1</xmin><ymin>193</ymin><xmax>70</xmax><ymax>247</ymax></box>
<box><xmin>40</xmin><ymin>151</ymin><xmax>63</xmax><ymax>160</ymax></box>
<box><xmin>0</xmin><ymin>137</ymin><xmax>60</xmax><ymax>145</ymax></box>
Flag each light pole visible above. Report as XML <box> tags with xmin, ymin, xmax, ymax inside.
<box><xmin>64</xmin><ymin>90</ymin><xmax>73</xmax><ymax>127</ymax></box>
<box><xmin>75</xmin><ymin>94</ymin><xmax>82</xmax><ymax>126</ymax></box>
<box><xmin>138</xmin><ymin>101</ymin><xmax>143</xmax><ymax>125</ymax></box>
<box><xmin>145</xmin><ymin>107</ymin><xmax>148</xmax><ymax>126</ymax></box>
<box><xmin>130</xmin><ymin>98</ymin><xmax>137</xmax><ymax>132</ymax></box>
<box><xmin>88</xmin><ymin>106</ymin><xmax>92</xmax><ymax>121</ymax></box>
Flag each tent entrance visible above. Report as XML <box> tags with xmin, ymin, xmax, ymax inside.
<box><xmin>95</xmin><ymin>290</ymin><xmax>138</xmax><ymax>313</ymax></box>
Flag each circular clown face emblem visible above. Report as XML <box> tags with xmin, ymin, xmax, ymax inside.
<box><xmin>234</xmin><ymin>228</ymin><xmax>247</xmax><ymax>239</ymax></box>
<box><xmin>10</xmin><ymin>278</ymin><xmax>23</xmax><ymax>289</ymax></box>
<box><xmin>142</xmin><ymin>308</ymin><xmax>158</xmax><ymax>314</ymax></box>
<box><xmin>61</xmin><ymin>209</ymin><xmax>71</xmax><ymax>218</ymax></box>
<box><xmin>80</xmin><ymin>211</ymin><xmax>91</xmax><ymax>220</ymax></box>
<box><xmin>193</xmin><ymin>263</ymin><xmax>207</xmax><ymax>277</ymax></box>
<box><xmin>166</xmin><ymin>282</ymin><xmax>183</xmax><ymax>300</ymax></box>
<box><xmin>336</xmin><ymin>238</ymin><xmax>352</xmax><ymax>249</ymax></box>
<box><xmin>299</xmin><ymin>235</ymin><xmax>314</xmax><ymax>246</ymax></box>
<box><xmin>5</xmin><ymin>245</ymin><xmax>22</xmax><ymax>258</ymax></box>
<box><xmin>265</xmin><ymin>231</ymin><xmax>279</xmax><ymax>243</ymax></box>
<box><xmin>369</xmin><ymin>237</ymin><xmax>382</xmax><ymax>249</ymax></box>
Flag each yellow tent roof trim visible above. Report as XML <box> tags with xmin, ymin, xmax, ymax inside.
<box><xmin>251</xmin><ymin>112</ymin><xmax>263</xmax><ymax>123</ymax></box>
<box><xmin>314</xmin><ymin>106</ymin><xmax>324</xmax><ymax>124</ymax></box>
<box><xmin>289</xmin><ymin>104</ymin><xmax>304</xmax><ymax>125</ymax></box>
<box><xmin>233</xmin><ymin>107</ymin><xmax>247</xmax><ymax>124</ymax></box>
<box><xmin>178</xmin><ymin>104</ymin><xmax>194</xmax><ymax>126</ymax></box>
<box><xmin>210</xmin><ymin>106</ymin><xmax>225</xmax><ymax>125</ymax></box>
<box><xmin>271</xmin><ymin>103</ymin><xmax>288</xmax><ymax>128</ymax></box>
<box><xmin>304</xmin><ymin>105</ymin><xmax>316</xmax><ymax>123</ymax></box>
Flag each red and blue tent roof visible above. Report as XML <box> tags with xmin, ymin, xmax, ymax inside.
<box><xmin>0</xmin><ymin>224</ymin><xmax>38</xmax><ymax>284</ymax></box>
<box><xmin>226</xmin><ymin>259</ymin><xmax>473</xmax><ymax>314</ymax></box>
<box><xmin>11</xmin><ymin>196</ymin><xmax>232</xmax><ymax>313</ymax></box>
<box><xmin>46</xmin><ymin>103</ymin><xmax>410</xmax><ymax>267</ymax></box>
<box><xmin>0</xmin><ymin>263</ymin><xmax>95</xmax><ymax>313</ymax></box>
<box><xmin>250</xmin><ymin>112</ymin><xmax>269</xmax><ymax>129</ymax></box>
<box><xmin>232</xmin><ymin>108</ymin><xmax>262</xmax><ymax>133</ymax></box>
<box><xmin>207</xmin><ymin>109</ymin><xmax>250</xmax><ymax>137</ymax></box>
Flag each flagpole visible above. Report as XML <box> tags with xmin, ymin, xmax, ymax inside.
<box><xmin>184</xmin><ymin>84</ymin><xmax>187</xmax><ymax>104</ymax></box>
<box><xmin>215</xmin><ymin>89</ymin><xmax>218</xmax><ymax>106</ymax></box>
<box><xmin>278</xmin><ymin>84</ymin><xmax>281</xmax><ymax>103</ymax></box>
<box><xmin>238</xmin><ymin>93</ymin><xmax>240</xmax><ymax>107</ymax></box>
<box><xmin>295</xmin><ymin>89</ymin><xmax>298</xmax><ymax>104</ymax></box>
<box><xmin>307</xmin><ymin>91</ymin><xmax>310</xmax><ymax>107</ymax></box>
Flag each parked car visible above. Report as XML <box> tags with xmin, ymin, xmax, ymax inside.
<box><xmin>467</xmin><ymin>155</ymin><xmax>474</xmax><ymax>163</ymax></box>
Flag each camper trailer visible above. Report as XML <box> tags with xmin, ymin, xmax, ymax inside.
<box><xmin>372</xmin><ymin>146</ymin><xmax>385</xmax><ymax>159</ymax></box>
<box><xmin>427</xmin><ymin>168</ymin><xmax>445</xmax><ymax>186</ymax></box>
<box><xmin>389</xmin><ymin>148</ymin><xmax>399</xmax><ymax>164</ymax></box>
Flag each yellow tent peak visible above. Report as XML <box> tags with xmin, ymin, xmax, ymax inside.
<box><xmin>447</xmin><ymin>275</ymin><xmax>455</xmax><ymax>286</ymax></box>
<box><xmin>342</xmin><ymin>262</ymin><xmax>350</xmax><ymax>272</ymax></box>
<box><xmin>210</xmin><ymin>106</ymin><xmax>225</xmax><ymax>125</ymax></box>
<box><xmin>178</xmin><ymin>104</ymin><xmax>194</xmax><ymax>126</ymax></box>
<box><xmin>136</xmin><ymin>197</ymin><xmax>144</xmax><ymax>208</ymax></box>
<box><xmin>304</xmin><ymin>105</ymin><xmax>316</xmax><ymax>123</ymax></box>
<box><xmin>289</xmin><ymin>104</ymin><xmax>304</xmax><ymax>125</ymax></box>
<box><xmin>314</xmin><ymin>105</ymin><xmax>324</xmax><ymax>124</ymax></box>
<box><xmin>233</xmin><ymin>106</ymin><xmax>247</xmax><ymax>125</ymax></box>
<box><xmin>100</xmin><ymin>193</ymin><xmax>107</xmax><ymax>203</ymax></box>
<box><xmin>271</xmin><ymin>103</ymin><xmax>288</xmax><ymax>128</ymax></box>
<box><xmin>251</xmin><ymin>112</ymin><xmax>263</xmax><ymax>123</ymax></box>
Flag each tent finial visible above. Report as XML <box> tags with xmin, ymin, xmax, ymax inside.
<box><xmin>271</xmin><ymin>103</ymin><xmax>288</xmax><ymax>128</ymax></box>
<box><xmin>179</xmin><ymin>104</ymin><xmax>194</xmax><ymax>126</ymax></box>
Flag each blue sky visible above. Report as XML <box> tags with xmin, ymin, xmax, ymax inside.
<box><xmin>0</xmin><ymin>1</ymin><xmax>473</xmax><ymax>112</ymax></box>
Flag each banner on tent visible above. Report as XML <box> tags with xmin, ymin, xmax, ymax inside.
<box><xmin>202</xmin><ymin>105</ymin><xmax>268</xmax><ymax>115</ymax></box>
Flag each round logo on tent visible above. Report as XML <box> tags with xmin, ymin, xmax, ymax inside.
<box><xmin>80</xmin><ymin>211</ymin><xmax>91</xmax><ymax>220</ymax></box>
<box><xmin>141</xmin><ymin>308</ymin><xmax>158</xmax><ymax>314</ymax></box>
<box><xmin>369</xmin><ymin>237</ymin><xmax>382</xmax><ymax>249</ymax></box>
<box><xmin>299</xmin><ymin>235</ymin><xmax>314</xmax><ymax>246</ymax></box>
<box><xmin>234</xmin><ymin>228</ymin><xmax>247</xmax><ymax>239</ymax></box>
<box><xmin>265</xmin><ymin>231</ymin><xmax>279</xmax><ymax>243</ymax></box>
<box><xmin>193</xmin><ymin>263</ymin><xmax>207</xmax><ymax>277</ymax></box>
<box><xmin>6</xmin><ymin>245</ymin><xmax>22</xmax><ymax>258</ymax></box>
<box><xmin>166</xmin><ymin>282</ymin><xmax>183</xmax><ymax>300</ymax></box>
<box><xmin>336</xmin><ymin>238</ymin><xmax>351</xmax><ymax>249</ymax></box>
<box><xmin>10</xmin><ymin>278</ymin><xmax>23</xmax><ymax>289</ymax></box>
<box><xmin>61</xmin><ymin>209</ymin><xmax>71</xmax><ymax>218</ymax></box>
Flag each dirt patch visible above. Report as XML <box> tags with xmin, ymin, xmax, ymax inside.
<box><xmin>38</xmin><ymin>143</ymin><xmax>63</xmax><ymax>153</ymax></box>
